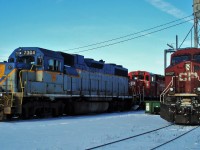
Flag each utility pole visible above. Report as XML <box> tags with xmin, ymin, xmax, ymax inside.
<box><xmin>193</xmin><ymin>0</ymin><xmax>200</xmax><ymax>48</ymax></box>
<box><xmin>163</xmin><ymin>1</ymin><xmax>200</xmax><ymax>72</ymax></box>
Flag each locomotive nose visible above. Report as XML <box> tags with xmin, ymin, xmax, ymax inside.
<box><xmin>0</xmin><ymin>64</ymin><xmax>5</xmax><ymax>79</ymax></box>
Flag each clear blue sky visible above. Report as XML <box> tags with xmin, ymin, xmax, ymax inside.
<box><xmin>0</xmin><ymin>0</ymin><xmax>193</xmax><ymax>74</ymax></box>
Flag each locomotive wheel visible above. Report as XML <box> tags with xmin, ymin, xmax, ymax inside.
<box><xmin>0</xmin><ymin>111</ymin><xmax>13</xmax><ymax>121</ymax></box>
<box><xmin>21</xmin><ymin>107</ymin><xmax>30</xmax><ymax>119</ymax></box>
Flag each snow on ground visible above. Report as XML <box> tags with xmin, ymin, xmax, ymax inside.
<box><xmin>0</xmin><ymin>111</ymin><xmax>199</xmax><ymax>150</ymax></box>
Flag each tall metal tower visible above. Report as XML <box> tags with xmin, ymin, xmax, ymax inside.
<box><xmin>193</xmin><ymin>0</ymin><xmax>200</xmax><ymax>48</ymax></box>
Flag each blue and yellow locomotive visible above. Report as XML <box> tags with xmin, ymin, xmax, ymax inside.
<box><xmin>0</xmin><ymin>47</ymin><xmax>132</xmax><ymax>120</ymax></box>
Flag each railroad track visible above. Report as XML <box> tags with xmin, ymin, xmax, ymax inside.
<box><xmin>150</xmin><ymin>125</ymin><xmax>200</xmax><ymax>150</ymax></box>
<box><xmin>85</xmin><ymin>124</ymin><xmax>199</xmax><ymax>150</ymax></box>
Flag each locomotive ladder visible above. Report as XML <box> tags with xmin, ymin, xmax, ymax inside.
<box><xmin>0</xmin><ymin>74</ymin><xmax>15</xmax><ymax>119</ymax></box>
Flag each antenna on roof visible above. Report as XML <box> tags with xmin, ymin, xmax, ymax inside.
<box><xmin>167</xmin><ymin>44</ymin><xmax>174</xmax><ymax>49</ymax></box>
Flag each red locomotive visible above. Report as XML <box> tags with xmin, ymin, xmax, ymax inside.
<box><xmin>160</xmin><ymin>48</ymin><xmax>200</xmax><ymax>124</ymax></box>
<box><xmin>128</xmin><ymin>71</ymin><xmax>165</xmax><ymax>109</ymax></box>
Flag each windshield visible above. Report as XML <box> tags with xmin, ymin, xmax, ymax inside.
<box><xmin>132</xmin><ymin>75</ymin><xmax>144</xmax><ymax>80</ymax></box>
<box><xmin>171</xmin><ymin>55</ymin><xmax>190</xmax><ymax>65</ymax></box>
<box><xmin>194</xmin><ymin>54</ymin><xmax>200</xmax><ymax>62</ymax></box>
<box><xmin>16</xmin><ymin>56</ymin><xmax>35</xmax><ymax>64</ymax></box>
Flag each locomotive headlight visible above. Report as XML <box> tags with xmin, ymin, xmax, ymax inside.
<box><xmin>197</xmin><ymin>87</ymin><xmax>200</xmax><ymax>92</ymax></box>
<box><xmin>196</xmin><ymin>87</ymin><xmax>200</xmax><ymax>95</ymax></box>
<box><xmin>169</xmin><ymin>87</ymin><xmax>175</xmax><ymax>95</ymax></box>
<box><xmin>0</xmin><ymin>93</ymin><xmax>2</xmax><ymax>97</ymax></box>
<box><xmin>169</xmin><ymin>88</ymin><xmax>174</xmax><ymax>92</ymax></box>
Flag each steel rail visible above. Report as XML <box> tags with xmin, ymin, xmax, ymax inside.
<box><xmin>85</xmin><ymin>124</ymin><xmax>174</xmax><ymax>150</ymax></box>
<box><xmin>150</xmin><ymin>125</ymin><xmax>200</xmax><ymax>150</ymax></box>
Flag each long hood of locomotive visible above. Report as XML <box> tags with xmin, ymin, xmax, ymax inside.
<box><xmin>165</xmin><ymin>61</ymin><xmax>200</xmax><ymax>94</ymax></box>
<box><xmin>26</xmin><ymin>69</ymin><xmax>130</xmax><ymax>98</ymax></box>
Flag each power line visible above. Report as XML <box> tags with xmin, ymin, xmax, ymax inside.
<box><xmin>73</xmin><ymin>18</ymin><xmax>193</xmax><ymax>53</ymax></box>
<box><xmin>64</xmin><ymin>14</ymin><xmax>193</xmax><ymax>52</ymax></box>
<box><xmin>179</xmin><ymin>25</ymin><xmax>194</xmax><ymax>48</ymax></box>
<box><xmin>0</xmin><ymin>56</ymin><xmax>7</xmax><ymax>58</ymax></box>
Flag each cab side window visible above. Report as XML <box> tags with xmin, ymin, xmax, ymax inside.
<box><xmin>48</xmin><ymin>59</ymin><xmax>61</xmax><ymax>72</ymax></box>
<box><xmin>55</xmin><ymin>60</ymin><xmax>61</xmax><ymax>71</ymax></box>
<box><xmin>194</xmin><ymin>54</ymin><xmax>200</xmax><ymax>62</ymax></box>
<box><xmin>151</xmin><ymin>76</ymin><xmax>155</xmax><ymax>82</ymax></box>
<box><xmin>145</xmin><ymin>75</ymin><xmax>149</xmax><ymax>81</ymax></box>
<box><xmin>37</xmin><ymin>57</ymin><xmax>43</xmax><ymax>66</ymax></box>
<box><xmin>48</xmin><ymin>59</ymin><xmax>54</xmax><ymax>70</ymax></box>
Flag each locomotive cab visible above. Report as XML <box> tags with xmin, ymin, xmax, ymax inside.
<box><xmin>0</xmin><ymin>47</ymin><xmax>64</xmax><ymax>119</ymax></box>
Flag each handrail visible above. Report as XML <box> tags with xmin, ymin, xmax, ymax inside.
<box><xmin>19</xmin><ymin>70</ymin><xmax>28</xmax><ymax>104</ymax></box>
<box><xmin>0</xmin><ymin>74</ymin><xmax>15</xmax><ymax>107</ymax></box>
<box><xmin>19</xmin><ymin>70</ymin><xmax>24</xmax><ymax>93</ymax></box>
<box><xmin>160</xmin><ymin>76</ymin><xmax>175</xmax><ymax>103</ymax></box>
